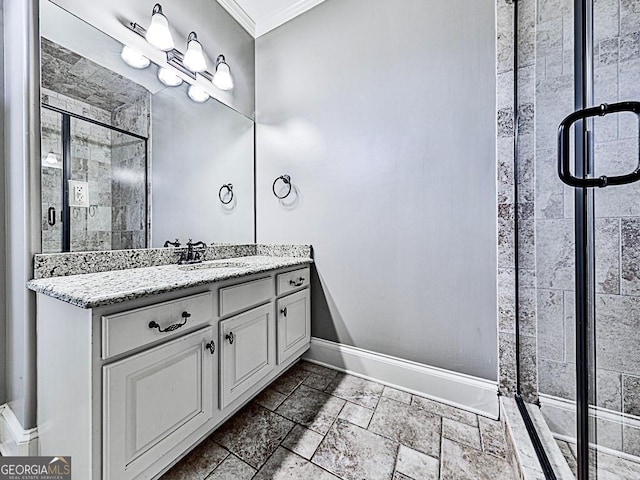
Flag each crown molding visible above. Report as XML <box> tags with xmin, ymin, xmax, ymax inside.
<box><xmin>256</xmin><ymin>0</ymin><xmax>327</xmax><ymax>37</ymax></box>
<box><xmin>217</xmin><ymin>0</ymin><xmax>256</xmax><ymax>37</ymax></box>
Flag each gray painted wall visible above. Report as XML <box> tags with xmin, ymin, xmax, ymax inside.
<box><xmin>151</xmin><ymin>88</ymin><xmax>255</xmax><ymax>246</ymax></box>
<box><xmin>50</xmin><ymin>0</ymin><xmax>255</xmax><ymax>118</ymax></box>
<box><xmin>0</xmin><ymin>0</ymin><xmax>6</xmax><ymax>405</ymax></box>
<box><xmin>4</xmin><ymin>0</ymin><xmax>41</xmax><ymax>428</ymax></box>
<box><xmin>255</xmin><ymin>0</ymin><xmax>498</xmax><ymax>380</ymax></box>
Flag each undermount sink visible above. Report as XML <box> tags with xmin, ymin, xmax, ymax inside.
<box><xmin>178</xmin><ymin>260</ymin><xmax>250</xmax><ymax>272</ymax></box>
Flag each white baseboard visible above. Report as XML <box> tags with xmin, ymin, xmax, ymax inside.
<box><xmin>0</xmin><ymin>404</ymin><xmax>39</xmax><ymax>456</ymax></box>
<box><xmin>303</xmin><ymin>337</ymin><xmax>499</xmax><ymax>419</ymax></box>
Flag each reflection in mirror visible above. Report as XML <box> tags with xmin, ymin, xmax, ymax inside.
<box><xmin>39</xmin><ymin>0</ymin><xmax>255</xmax><ymax>253</ymax></box>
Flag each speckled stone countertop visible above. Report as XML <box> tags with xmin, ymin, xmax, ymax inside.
<box><xmin>27</xmin><ymin>255</ymin><xmax>312</xmax><ymax>309</ymax></box>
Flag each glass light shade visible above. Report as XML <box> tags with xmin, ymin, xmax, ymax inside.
<box><xmin>43</xmin><ymin>151</ymin><xmax>60</xmax><ymax>167</ymax></box>
<box><xmin>183</xmin><ymin>34</ymin><xmax>207</xmax><ymax>72</ymax></box>
<box><xmin>145</xmin><ymin>7</ymin><xmax>174</xmax><ymax>51</ymax></box>
<box><xmin>121</xmin><ymin>46</ymin><xmax>150</xmax><ymax>69</ymax></box>
<box><xmin>213</xmin><ymin>61</ymin><xmax>234</xmax><ymax>91</ymax></box>
<box><xmin>187</xmin><ymin>85</ymin><xmax>209</xmax><ymax>103</ymax></box>
<box><xmin>157</xmin><ymin>67</ymin><xmax>183</xmax><ymax>87</ymax></box>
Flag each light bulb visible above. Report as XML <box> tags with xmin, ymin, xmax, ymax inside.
<box><xmin>187</xmin><ymin>85</ymin><xmax>209</xmax><ymax>103</ymax></box>
<box><xmin>157</xmin><ymin>67</ymin><xmax>183</xmax><ymax>87</ymax></box>
<box><xmin>183</xmin><ymin>32</ymin><xmax>207</xmax><ymax>72</ymax></box>
<box><xmin>121</xmin><ymin>46</ymin><xmax>150</xmax><ymax>69</ymax></box>
<box><xmin>145</xmin><ymin>4</ymin><xmax>174</xmax><ymax>51</ymax></box>
<box><xmin>213</xmin><ymin>55</ymin><xmax>234</xmax><ymax>91</ymax></box>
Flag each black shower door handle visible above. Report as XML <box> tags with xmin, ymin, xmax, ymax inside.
<box><xmin>47</xmin><ymin>206</ymin><xmax>56</xmax><ymax>226</ymax></box>
<box><xmin>558</xmin><ymin>101</ymin><xmax>640</xmax><ymax>188</ymax></box>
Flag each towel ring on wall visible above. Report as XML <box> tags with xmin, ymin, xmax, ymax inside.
<box><xmin>272</xmin><ymin>175</ymin><xmax>292</xmax><ymax>199</ymax></box>
<box><xmin>219</xmin><ymin>184</ymin><xmax>234</xmax><ymax>204</ymax></box>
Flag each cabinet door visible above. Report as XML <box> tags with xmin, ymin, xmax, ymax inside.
<box><xmin>220</xmin><ymin>303</ymin><xmax>274</xmax><ymax>409</ymax></box>
<box><xmin>103</xmin><ymin>326</ymin><xmax>216</xmax><ymax>480</ymax></box>
<box><xmin>276</xmin><ymin>289</ymin><xmax>311</xmax><ymax>364</ymax></box>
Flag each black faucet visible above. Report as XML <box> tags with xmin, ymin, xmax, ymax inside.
<box><xmin>164</xmin><ymin>239</ymin><xmax>181</xmax><ymax>248</ymax></box>
<box><xmin>179</xmin><ymin>239</ymin><xmax>208</xmax><ymax>265</ymax></box>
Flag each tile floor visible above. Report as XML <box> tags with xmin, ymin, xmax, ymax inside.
<box><xmin>161</xmin><ymin>361</ymin><xmax>516</xmax><ymax>480</ymax></box>
<box><xmin>557</xmin><ymin>439</ymin><xmax>640</xmax><ymax>480</ymax></box>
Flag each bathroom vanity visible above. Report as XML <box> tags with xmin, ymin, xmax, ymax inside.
<box><xmin>28</xmin><ymin>251</ymin><xmax>312</xmax><ymax>480</ymax></box>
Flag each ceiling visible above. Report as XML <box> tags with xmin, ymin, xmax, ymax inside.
<box><xmin>216</xmin><ymin>0</ymin><xmax>327</xmax><ymax>38</ymax></box>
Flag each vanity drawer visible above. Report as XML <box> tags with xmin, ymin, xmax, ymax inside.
<box><xmin>219</xmin><ymin>277</ymin><xmax>273</xmax><ymax>317</ymax></box>
<box><xmin>102</xmin><ymin>292</ymin><xmax>213</xmax><ymax>359</ymax></box>
<box><xmin>277</xmin><ymin>267</ymin><xmax>310</xmax><ymax>296</ymax></box>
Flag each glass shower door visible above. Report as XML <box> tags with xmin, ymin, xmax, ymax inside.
<box><xmin>40</xmin><ymin>105</ymin><xmax>148</xmax><ymax>253</ymax></box>
<box><xmin>588</xmin><ymin>11</ymin><xmax>640</xmax><ymax>471</ymax></box>
<box><xmin>534</xmin><ymin>0</ymin><xmax>640</xmax><ymax>479</ymax></box>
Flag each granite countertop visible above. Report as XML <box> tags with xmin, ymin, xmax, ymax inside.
<box><xmin>27</xmin><ymin>255</ymin><xmax>313</xmax><ymax>309</ymax></box>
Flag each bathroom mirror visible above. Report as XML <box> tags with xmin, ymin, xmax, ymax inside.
<box><xmin>39</xmin><ymin>0</ymin><xmax>255</xmax><ymax>253</ymax></box>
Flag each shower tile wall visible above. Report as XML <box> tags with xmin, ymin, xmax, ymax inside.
<box><xmin>40</xmin><ymin>37</ymin><xmax>150</xmax><ymax>252</ymax></box>
<box><xmin>534</xmin><ymin>0</ymin><xmax>640</xmax><ymax>457</ymax></box>
<box><xmin>111</xmin><ymin>95</ymin><xmax>150</xmax><ymax>250</ymax></box>
<box><xmin>496</xmin><ymin>0</ymin><xmax>540</xmax><ymax>401</ymax></box>
<box><xmin>41</xmin><ymin>88</ymin><xmax>113</xmax><ymax>252</ymax></box>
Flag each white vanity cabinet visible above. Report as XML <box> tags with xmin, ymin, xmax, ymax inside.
<box><xmin>220</xmin><ymin>303</ymin><xmax>274</xmax><ymax>409</ymax></box>
<box><xmin>276</xmin><ymin>287</ymin><xmax>311</xmax><ymax>365</ymax></box>
<box><xmin>103</xmin><ymin>327</ymin><xmax>216</xmax><ymax>480</ymax></box>
<box><xmin>35</xmin><ymin>262</ymin><xmax>312</xmax><ymax>480</ymax></box>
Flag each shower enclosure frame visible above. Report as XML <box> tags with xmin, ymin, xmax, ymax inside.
<box><xmin>42</xmin><ymin>103</ymin><xmax>150</xmax><ymax>252</ymax></box>
<box><xmin>512</xmin><ymin>0</ymin><xmax>603</xmax><ymax>479</ymax></box>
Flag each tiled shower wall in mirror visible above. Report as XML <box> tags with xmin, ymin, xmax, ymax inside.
<box><xmin>40</xmin><ymin>38</ymin><xmax>149</xmax><ymax>253</ymax></box>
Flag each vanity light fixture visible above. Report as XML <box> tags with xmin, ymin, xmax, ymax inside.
<box><xmin>145</xmin><ymin>4</ymin><xmax>174</xmax><ymax>51</ymax></box>
<box><xmin>126</xmin><ymin>13</ymin><xmax>236</xmax><ymax>100</ymax></box>
<box><xmin>187</xmin><ymin>84</ymin><xmax>210</xmax><ymax>103</ymax></box>
<box><xmin>212</xmin><ymin>55</ymin><xmax>234</xmax><ymax>91</ymax></box>
<box><xmin>183</xmin><ymin>32</ymin><xmax>207</xmax><ymax>72</ymax></box>
<box><xmin>157</xmin><ymin>66</ymin><xmax>183</xmax><ymax>86</ymax></box>
<box><xmin>120</xmin><ymin>46</ymin><xmax>151</xmax><ymax>69</ymax></box>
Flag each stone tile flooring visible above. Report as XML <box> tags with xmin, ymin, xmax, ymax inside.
<box><xmin>557</xmin><ymin>439</ymin><xmax>640</xmax><ymax>480</ymax></box>
<box><xmin>161</xmin><ymin>361</ymin><xmax>515</xmax><ymax>480</ymax></box>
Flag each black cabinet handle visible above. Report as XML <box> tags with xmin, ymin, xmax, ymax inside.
<box><xmin>205</xmin><ymin>341</ymin><xmax>215</xmax><ymax>355</ymax></box>
<box><xmin>226</xmin><ymin>332</ymin><xmax>235</xmax><ymax>344</ymax></box>
<box><xmin>47</xmin><ymin>207</ymin><xmax>56</xmax><ymax>226</ymax></box>
<box><xmin>289</xmin><ymin>277</ymin><xmax>305</xmax><ymax>287</ymax></box>
<box><xmin>280</xmin><ymin>307</ymin><xmax>288</xmax><ymax>317</ymax></box>
<box><xmin>149</xmin><ymin>311</ymin><xmax>191</xmax><ymax>333</ymax></box>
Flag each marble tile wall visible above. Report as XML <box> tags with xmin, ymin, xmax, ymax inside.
<box><xmin>111</xmin><ymin>95</ymin><xmax>150</xmax><ymax>250</ymax></box>
<box><xmin>496</xmin><ymin>0</ymin><xmax>540</xmax><ymax>401</ymax></box>
<box><xmin>533</xmin><ymin>0</ymin><xmax>640</xmax><ymax>458</ymax></box>
<box><xmin>41</xmin><ymin>88</ymin><xmax>114</xmax><ymax>252</ymax></box>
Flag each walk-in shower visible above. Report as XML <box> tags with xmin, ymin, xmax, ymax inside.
<box><xmin>513</xmin><ymin>0</ymin><xmax>640</xmax><ymax>479</ymax></box>
<box><xmin>40</xmin><ymin>37</ymin><xmax>149</xmax><ymax>253</ymax></box>
<box><xmin>41</xmin><ymin>104</ymin><xmax>148</xmax><ymax>253</ymax></box>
